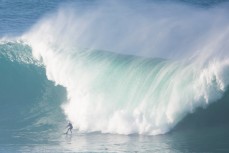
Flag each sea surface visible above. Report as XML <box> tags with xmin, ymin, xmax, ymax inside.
<box><xmin>1</xmin><ymin>0</ymin><xmax>229</xmax><ymax>152</ymax></box>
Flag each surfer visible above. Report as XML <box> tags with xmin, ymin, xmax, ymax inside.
<box><xmin>65</xmin><ymin>122</ymin><xmax>73</xmax><ymax>134</ymax></box>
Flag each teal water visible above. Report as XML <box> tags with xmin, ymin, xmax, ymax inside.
<box><xmin>1</xmin><ymin>127</ymin><xmax>229</xmax><ymax>153</ymax></box>
<box><xmin>1</xmin><ymin>0</ymin><xmax>229</xmax><ymax>152</ymax></box>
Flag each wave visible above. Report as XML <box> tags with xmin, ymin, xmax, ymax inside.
<box><xmin>1</xmin><ymin>0</ymin><xmax>229</xmax><ymax>135</ymax></box>
<box><xmin>1</xmin><ymin>39</ymin><xmax>229</xmax><ymax>135</ymax></box>
<box><xmin>15</xmin><ymin>39</ymin><xmax>229</xmax><ymax>135</ymax></box>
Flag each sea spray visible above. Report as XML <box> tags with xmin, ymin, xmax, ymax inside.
<box><xmin>22</xmin><ymin>0</ymin><xmax>229</xmax><ymax>135</ymax></box>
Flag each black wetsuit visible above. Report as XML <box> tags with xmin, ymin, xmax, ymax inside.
<box><xmin>66</xmin><ymin>123</ymin><xmax>73</xmax><ymax>134</ymax></box>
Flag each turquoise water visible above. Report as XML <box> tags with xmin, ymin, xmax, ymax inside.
<box><xmin>1</xmin><ymin>0</ymin><xmax>229</xmax><ymax>152</ymax></box>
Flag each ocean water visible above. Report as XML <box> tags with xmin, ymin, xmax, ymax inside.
<box><xmin>1</xmin><ymin>0</ymin><xmax>229</xmax><ymax>152</ymax></box>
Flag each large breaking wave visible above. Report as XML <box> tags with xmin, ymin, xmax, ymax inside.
<box><xmin>1</xmin><ymin>0</ymin><xmax>229</xmax><ymax>135</ymax></box>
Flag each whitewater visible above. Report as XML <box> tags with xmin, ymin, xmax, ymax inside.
<box><xmin>1</xmin><ymin>0</ymin><xmax>229</xmax><ymax>152</ymax></box>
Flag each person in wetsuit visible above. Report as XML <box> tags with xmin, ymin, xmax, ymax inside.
<box><xmin>65</xmin><ymin>122</ymin><xmax>73</xmax><ymax>134</ymax></box>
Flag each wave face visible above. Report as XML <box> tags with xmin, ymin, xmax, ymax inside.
<box><xmin>0</xmin><ymin>41</ymin><xmax>66</xmax><ymax>137</ymax></box>
<box><xmin>1</xmin><ymin>0</ymin><xmax>229</xmax><ymax>136</ymax></box>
